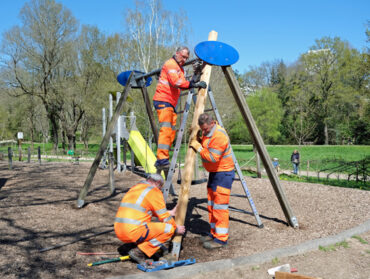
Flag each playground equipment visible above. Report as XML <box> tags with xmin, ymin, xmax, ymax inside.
<box><xmin>76</xmin><ymin>30</ymin><xmax>298</xmax><ymax>259</ymax></box>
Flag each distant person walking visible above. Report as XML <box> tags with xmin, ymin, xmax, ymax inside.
<box><xmin>291</xmin><ymin>150</ymin><xmax>300</xmax><ymax>175</ymax></box>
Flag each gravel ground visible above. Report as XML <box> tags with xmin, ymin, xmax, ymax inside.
<box><xmin>0</xmin><ymin>161</ymin><xmax>369</xmax><ymax>278</ymax></box>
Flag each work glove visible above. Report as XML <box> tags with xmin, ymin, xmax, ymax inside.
<box><xmin>189</xmin><ymin>80</ymin><xmax>207</xmax><ymax>89</ymax></box>
<box><xmin>190</xmin><ymin>140</ymin><xmax>203</xmax><ymax>152</ymax></box>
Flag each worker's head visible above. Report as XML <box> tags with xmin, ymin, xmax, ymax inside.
<box><xmin>147</xmin><ymin>173</ymin><xmax>164</xmax><ymax>189</ymax></box>
<box><xmin>198</xmin><ymin>113</ymin><xmax>215</xmax><ymax>136</ymax></box>
<box><xmin>174</xmin><ymin>46</ymin><xmax>190</xmax><ymax>66</ymax></box>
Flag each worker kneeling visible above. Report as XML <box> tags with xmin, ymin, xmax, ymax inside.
<box><xmin>114</xmin><ymin>174</ymin><xmax>185</xmax><ymax>264</ymax></box>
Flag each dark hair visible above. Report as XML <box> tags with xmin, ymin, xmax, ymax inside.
<box><xmin>198</xmin><ymin>113</ymin><xmax>213</xmax><ymax>125</ymax></box>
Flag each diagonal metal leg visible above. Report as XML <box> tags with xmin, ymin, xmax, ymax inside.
<box><xmin>162</xmin><ymin>89</ymin><xmax>195</xmax><ymax>202</ymax></box>
<box><xmin>207</xmin><ymin>87</ymin><xmax>263</xmax><ymax>227</ymax></box>
<box><xmin>77</xmin><ymin>73</ymin><xmax>133</xmax><ymax>208</ymax></box>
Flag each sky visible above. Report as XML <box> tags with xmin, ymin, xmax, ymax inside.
<box><xmin>0</xmin><ymin>0</ymin><xmax>368</xmax><ymax>73</ymax></box>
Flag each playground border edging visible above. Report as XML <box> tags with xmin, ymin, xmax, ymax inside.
<box><xmin>108</xmin><ymin>219</ymin><xmax>370</xmax><ymax>279</ymax></box>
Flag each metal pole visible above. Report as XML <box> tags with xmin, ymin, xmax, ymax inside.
<box><xmin>109</xmin><ymin>152</ymin><xmax>115</xmax><ymax>195</ymax></box>
<box><xmin>102</xmin><ymin>108</ymin><xmax>106</xmax><ymax>137</ymax></box>
<box><xmin>109</xmin><ymin>94</ymin><xmax>114</xmax><ymax>153</ymax></box>
<box><xmin>116</xmin><ymin>92</ymin><xmax>121</xmax><ymax>172</ymax></box>
<box><xmin>222</xmin><ymin>66</ymin><xmax>298</xmax><ymax>228</ymax></box>
<box><xmin>77</xmin><ymin>73</ymin><xmax>133</xmax><ymax>208</ymax></box>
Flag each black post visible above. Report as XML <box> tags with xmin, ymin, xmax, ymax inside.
<box><xmin>38</xmin><ymin>146</ymin><xmax>41</xmax><ymax>165</ymax></box>
<box><xmin>8</xmin><ymin>147</ymin><xmax>12</xmax><ymax>170</ymax></box>
<box><xmin>140</xmin><ymin>87</ymin><xmax>159</xmax><ymax>145</ymax></box>
<box><xmin>27</xmin><ymin>147</ymin><xmax>31</xmax><ymax>163</ymax></box>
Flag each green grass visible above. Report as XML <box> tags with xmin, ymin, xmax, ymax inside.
<box><xmin>233</xmin><ymin>144</ymin><xmax>370</xmax><ymax>171</ymax></box>
<box><xmin>278</xmin><ymin>174</ymin><xmax>369</xmax><ymax>191</ymax></box>
<box><xmin>319</xmin><ymin>241</ymin><xmax>349</xmax><ymax>252</ymax></box>
<box><xmin>271</xmin><ymin>257</ymin><xmax>279</xmax><ymax>264</ymax></box>
<box><xmin>351</xmin><ymin>235</ymin><xmax>368</xmax><ymax>244</ymax></box>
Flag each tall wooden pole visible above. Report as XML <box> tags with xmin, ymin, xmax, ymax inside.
<box><xmin>222</xmin><ymin>66</ymin><xmax>298</xmax><ymax>228</ymax></box>
<box><xmin>77</xmin><ymin>73</ymin><xmax>133</xmax><ymax>208</ymax></box>
<box><xmin>171</xmin><ymin>30</ymin><xmax>218</xmax><ymax>259</ymax></box>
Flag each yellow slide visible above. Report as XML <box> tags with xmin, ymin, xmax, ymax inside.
<box><xmin>127</xmin><ymin>129</ymin><xmax>164</xmax><ymax>177</ymax></box>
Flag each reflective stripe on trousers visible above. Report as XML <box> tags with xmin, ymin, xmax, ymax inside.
<box><xmin>156</xmin><ymin>106</ymin><xmax>177</xmax><ymax>161</ymax></box>
<box><xmin>137</xmin><ymin>222</ymin><xmax>175</xmax><ymax>257</ymax></box>
<box><xmin>207</xmin><ymin>186</ymin><xmax>231</xmax><ymax>243</ymax></box>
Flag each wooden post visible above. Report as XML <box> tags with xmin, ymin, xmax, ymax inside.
<box><xmin>76</xmin><ymin>73</ymin><xmax>133</xmax><ymax>208</ymax></box>
<box><xmin>254</xmin><ymin>144</ymin><xmax>261</xmax><ymax>178</ymax></box>
<box><xmin>108</xmin><ymin>152</ymin><xmax>115</xmax><ymax>195</ymax></box>
<box><xmin>37</xmin><ymin>146</ymin><xmax>41</xmax><ymax>165</ymax></box>
<box><xmin>307</xmin><ymin>160</ymin><xmax>309</xmax><ymax>178</ymax></box>
<box><xmin>140</xmin><ymin>86</ymin><xmax>159</xmax><ymax>145</ymax></box>
<box><xmin>222</xmin><ymin>66</ymin><xmax>298</xmax><ymax>228</ymax></box>
<box><xmin>27</xmin><ymin>147</ymin><xmax>31</xmax><ymax>163</ymax></box>
<box><xmin>171</xmin><ymin>30</ymin><xmax>218</xmax><ymax>259</ymax></box>
<box><xmin>8</xmin><ymin>147</ymin><xmax>12</xmax><ymax>170</ymax></box>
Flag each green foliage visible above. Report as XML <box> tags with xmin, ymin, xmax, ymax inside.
<box><xmin>351</xmin><ymin>235</ymin><xmax>368</xmax><ymax>244</ymax></box>
<box><xmin>319</xmin><ymin>241</ymin><xmax>349</xmax><ymax>252</ymax></box>
<box><xmin>245</xmin><ymin>88</ymin><xmax>283</xmax><ymax>144</ymax></box>
<box><xmin>271</xmin><ymin>257</ymin><xmax>279</xmax><ymax>264</ymax></box>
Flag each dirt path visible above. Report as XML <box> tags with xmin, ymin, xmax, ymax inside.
<box><xmin>0</xmin><ymin>161</ymin><xmax>369</xmax><ymax>278</ymax></box>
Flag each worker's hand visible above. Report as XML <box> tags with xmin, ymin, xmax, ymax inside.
<box><xmin>190</xmin><ymin>140</ymin><xmax>203</xmax><ymax>152</ymax></box>
<box><xmin>168</xmin><ymin>204</ymin><xmax>178</xmax><ymax>217</ymax></box>
<box><xmin>189</xmin><ymin>80</ymin><xmax>207</xmax><ymax>89</ymax></box>
<box><xmin>196</xmin><ymin>130</ymin><xmax>202</xmax><ymax>143</ymax></box>
<box><xmin>175</xmin><ymin>225</ymin><xmax>186</xmax><ymax>235</ymax></box>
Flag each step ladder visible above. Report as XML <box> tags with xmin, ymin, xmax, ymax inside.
<box><xmin>162</xmin><ymin>87</ymin><xmax>263</xmax><ymax>228</ymax></box>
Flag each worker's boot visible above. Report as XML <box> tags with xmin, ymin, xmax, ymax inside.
<box><xmin>199</xmin><ymin>234</ymin><xmax>213</xmax><ymax>243</ymax></box>
<box><xmin>128</xmin><ymin>247</ymin><xmax>147</xmax><ymax>265</ymax></box>
<box><xmin>203</xmin><ymin>240</ymin><xmax>227</xmax><ymax>250</ymax></box>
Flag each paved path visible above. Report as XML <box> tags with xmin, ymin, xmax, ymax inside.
<box><xmin>108</xmin><ymin>219</ymin><xmax>370</xmax><ymax>279</ymax></box>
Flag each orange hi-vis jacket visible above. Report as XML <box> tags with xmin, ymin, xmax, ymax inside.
<box><xmin>114</xmin><ymin>181</ymin><xmax>177</xmax><ymax>247</ymax></box>
<box><xmin>153</xmin><ymin>57</ymin><xmax>190</xmax><ymax>108</ymax></box>
<box><xmin>200</xmin><ymin>124</ymin><xmax>235</xmax><ymax>173</ymax></box>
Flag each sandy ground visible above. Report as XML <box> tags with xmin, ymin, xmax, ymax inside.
<box><xmin>0</xmin><ymin>161</ymin><xmax>369</xmax><ymax>279</ymax></box>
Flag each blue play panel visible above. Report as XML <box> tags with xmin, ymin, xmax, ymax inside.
<box><xmin>117</xmin><ymin>70</ymin><xmax>152</xmax><ymax>88</ymax></box>
<box><xmin>137</xmin><ymin>258</ymin><xmax>196</xmax><ymax>272</ymax></box>
<box><xmin>194</xmin><ymin>41</ymin><xmax>239</xmax><ymax>66</ymax></box>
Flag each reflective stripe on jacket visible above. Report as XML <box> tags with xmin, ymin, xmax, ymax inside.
<box><xmin>114</xmin><ymin>181</ymin><xmax>176</xmax><ymax>243</ymax></box>
<box><xmin>200</xmin><ymin>124</ymin><xmax>235</xmax><ymax>172</ymax></box>
<box><xmin>153</xmin><ymin>57</ymin><xmax>190</xmax><ymax>108</ymax></box>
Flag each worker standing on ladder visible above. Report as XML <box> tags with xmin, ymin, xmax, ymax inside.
<box><xmin>114</xmin><ymin>174</ymin><xmax>185</xmax><ymax>264</ymax></box>
<box><xmin>153</xmin><ymin>46</ymin><xmax>207</xmax><ymax>174</ymax></box>
<box><xmin>190</xmin><ymin>113</ymin><xmax>235</xmax><ymax>249</ymax></box>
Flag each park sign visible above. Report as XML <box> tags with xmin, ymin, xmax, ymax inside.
<box><xmin>17</xmin><ymin>132</ymin><xmax>23</xmax><ymax>140</ymax></box>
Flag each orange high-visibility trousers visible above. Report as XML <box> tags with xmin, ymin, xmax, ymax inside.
<box><xmin>207</xmin><ymin>186</ymin><xmax>231</xmax><ymax>243</ymax></box>
<box><xmin>156</xmin><ymin>105</ymin><xmax>177</xmax><ymax>164</ymax></box>
<box><xmin>115</xmin><ymin>222</ymin><xmax>176</xmax><ymax>257</ymax></box>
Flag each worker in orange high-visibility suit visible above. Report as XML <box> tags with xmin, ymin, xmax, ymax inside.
<box><xmin>114</xmin><ymin>174</ymin><xmax>185</xmax><ymax>264</ymax></box>
<box><xmin>190</xmin><ymin>113</ymin><xmax>235</xmax><ymax>250</ymax></box>
<box><xmin>153</xmin><ymin>46</ymin><xmax>207</xmax><ymax>173</ymax></box>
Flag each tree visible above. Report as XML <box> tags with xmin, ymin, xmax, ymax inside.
<box><xmin>0</xmin><ymin>0</ymin><xmax>78</xmax><ymax>152</ymax></box>
<box><xmin>124</xmin><ymin>0</ymin><xmax>189</xmax><ymax>72</ymax></box>
<box><xmin>246</xmin><ymin>88</ymin><xmax>283</xmax><ymax>144</ymax></box>
<box><xmin>300</xmin><ymin>37</ymin><xmax>348</xmax><ymax>144</ymax></box>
